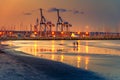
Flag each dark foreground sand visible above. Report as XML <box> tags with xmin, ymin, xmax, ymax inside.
<box><xmin>0</xmin><ymin>50</ymin><xmax>106</xmax><ymax>80</ymax></box>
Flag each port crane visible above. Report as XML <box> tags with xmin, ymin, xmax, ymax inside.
<box><xmin>56</xmin><ymin>9</ymin><xmax>64</xmax><ymax>32</ymax></box>
<box><xmin>64</xmin><ymin>22</ymin><xmax>72</xmax><ymax>32</ymax></box>
<box><xmin>47</xmin><ymin>21</ymin><xmax>55</xmax><ymax>32</ymax></box>
<box><xmin>56</xmin><ymin>9</ymin><xmax>72</xmax><ymax>32</ymax></box>
<box><xmin>40</xmin><ymin>8</ymin><xmax>54</xmax><ymax>37</ymax></box>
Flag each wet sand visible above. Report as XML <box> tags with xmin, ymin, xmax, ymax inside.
<box><xmin>0</xmin><ymin>50</ymin><xmax>54</xmax><ymax>80</ymax></box>
<box><xmin>0</xmin><ymin>49</ymin><xmax>106</xmax><ymax>80</ymax></box>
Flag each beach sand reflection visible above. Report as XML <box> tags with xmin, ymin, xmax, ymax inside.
<box><xmin>2</xmin><ymin>40</ymin><xmax>118</xmax><ymax>70</ymax></box>
<box><xmin>2</xmin><ymin>40</ymin><xmax>120</xmax><ymax>80</ymax></box>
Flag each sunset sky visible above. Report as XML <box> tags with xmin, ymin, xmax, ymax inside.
<box><xmin>0</xmin><ymin>0</ymin><xmax>120</xmax><ymax>32</ymax></box>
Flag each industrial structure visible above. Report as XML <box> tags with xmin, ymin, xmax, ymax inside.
<box><xmin>39</xmin><ymin>8</ymin><xmax>55</xmax><ymax>37</ymax></box>
<box><xmin>56</xmin><ymin>9</ymin><xmax>72</xmax><ymax>32</ymax></box>
<box><xmin>0</xmin><ymin>8</ymin><xmax>120</xmax><ymax>40</ymax></box>
<box><xmin>31</xmin><ymin>8</ymin><xmax>72</xmax><ymax>37</ymax></box>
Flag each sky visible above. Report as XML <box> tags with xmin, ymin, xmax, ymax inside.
<box><xmin>0</xmin><ymin>0</ymin><xmax>120</xmax><ymax>32</ymax></box>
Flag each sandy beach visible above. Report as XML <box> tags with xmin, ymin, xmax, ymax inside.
<box><xmin>0</xmin><ymin>49</ymin><xmax>106</xmax><ymax>80</ymax></box>
<box><xmin>0</xmin><ymin>50</ymin><xmax>54</xmax><ymax>80</ymax></box>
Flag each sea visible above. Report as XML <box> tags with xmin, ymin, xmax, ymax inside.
<box><xmin>1</xmin><ymin>40</ymin><xmax>120</xmax><ymax>80</ymax></box>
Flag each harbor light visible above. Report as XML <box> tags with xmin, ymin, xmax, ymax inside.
<box><xmin>9</xmin><ymin>32</ymin><xmax>13</xmax><ymax>35</ymax></box>
<box><xmin>53</xmin><ymin>35</ymin><xmax>55</xmax><ymax>37</ymax></box>
<box><xmin>86</xmin><ymin>32</ymin><xmax>89</xmax><ymax>35</ymax></box>
<box><xmin>34</xmin><ymin>31</ymin><xmax>37</xmax><ymax>35</ymax></box>
<box><xmin>77</xmin><ymin>32</ymin><xmax>80</xmax><ymax>34</ymax></box>
<box><xmin>71</xmin><ymin>33</ymin><xmax>79</xmax><ymax>37</ymax></box>
<box><xmin>85</xmin><ymin>32</ymin><xmax>89</xmax><ymax>36</ymax></box>
<box><xmin>52</xmin><ymin>31</ymin><xmax>55</xmax><ymax>35</ymax></box>
<box><xmin>61</xmin><ymin>31</ymin><xmax>64</xmax><ymax>35</ymax></box>
<box><xmin>71</xmin><ymin>33</ymin><xmax>75</xmax><ymax>37</ymax></box>
<box><xmin>0</xmin><ymin>32</ymin><xmax>2</xmax><ymax>35</ymax></box>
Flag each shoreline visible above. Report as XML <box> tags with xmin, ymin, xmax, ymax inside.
<box><xmin>0</xmin><ymin>38</ymin><xmax>120</xmax><ymax>41</ymax></box>
<box><xmin>0</xmin><ymin>37</ymin><xmax>120</xmax><ymax>41</ymax></box>
<box><xmin>0</xmin><ymin>49</ymin><xmax>106</xmax><ymax>80</ymax></box>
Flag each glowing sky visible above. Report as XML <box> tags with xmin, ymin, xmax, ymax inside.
<box><xmin>0</xmin><ymin>0</ymin><xmax>120</xmax><ymax>32</ymax></box>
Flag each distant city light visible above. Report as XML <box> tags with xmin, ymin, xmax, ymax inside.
<box><xmin>0</xmin><ymin>32</ymin><xmax>2</xmax><ymax>35</ymax></box>
<box><xmin>61</xmin><ymin>31</ymin><xmax>64</xmax><ymax>34</ymax></box>
<box><xmin>9</xmin><ymin>32</ymin><xmax>12</xmax><ymax>35</ymax></box>
<box><xmin>52</xmin><ymin>31</ymin><xmax>55</xmax><ymax>35</ymax></box>
<box><xmin>77</xmin><ymin>32</ymin><xmax>80</xmax><ymax>34</ymax></box>
<box><xmin>34</xmin><ymin>31</ymin><xmax>37</xmax><ymax>35</ymax></box>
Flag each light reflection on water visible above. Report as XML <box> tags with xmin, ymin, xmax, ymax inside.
<box><xmin>2</xmin><ymin>40</ymin><xmax>120</xmax><ymax>68</ymax></box>
<box><xmin>2</xmin><ymin>40</ymin><xmax>120</xmax><ymax>56</ymax></box>
<box><xmin>1</xmin><ymin>40</ymin><xmax>120</xmax><ymax>80</ymax></box>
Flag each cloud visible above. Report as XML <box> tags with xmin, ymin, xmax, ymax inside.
<box><xmin>73</xmin><ymin>10</ymin><xmax>79</xmax><ymax>14</ymax></box>
<box><xmin>23</xmin><ymin>12</ymin><xmax>32</xmax><ymax>15</ymax></box>
<box><xmin>48</xmin><ymin>7</ymin><xmax>84</xmax><ymax>14</ymax></box>
<box><xmin>23</xmin><ymin>8</ymin><xmax>84</xmax><ymax>16</ymax></box>
<box><xmin>59</xmin><ymin>8</ymin><xmax>67</xmax><ymax>12</ymax></box>
<box><xmin>48</xmin><ymin>8</ymin><xmax>67</xmax><ymax>12</ymax></box>
<box><xmin>73</xmin><ymin>10</ymin><xmax>84</xmax><ymax>14</ymax></box>
<box><xmin>48</xmin><ymin>8</ymin><xmax>57</xmax><ymax>12</ymax></box>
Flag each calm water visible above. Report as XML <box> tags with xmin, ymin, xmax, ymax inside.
<box><xmin>1</xmin><ymin>40</ymin><xmax>120</xmax><ymax>80</ymax></box>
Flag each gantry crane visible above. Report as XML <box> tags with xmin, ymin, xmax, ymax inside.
<box><xmin>56</xmin><ymin>9</ymin><xmax>72</xmax><ymax>32</ymax></box>
<box><xmin>40</xmin><ymin>8</ymin><xmax>54</xmax><ymax>37</ymax></box>
<box><xmin>47</xmin><ymin>21</ymin><xmax>55</xmax><ymax>32</ymax></box>
<box><xmin>56</xmin><ymin>9</ymin><xmax>64</xmax><ymax>32</ymax></box>
<box><xmin>64</xmin><ymin>22</ymin><xmax>72</xmax><ymax>32</ymax></box>
<box><xmin>40</xmin><ymin>8</ymin><xmax>47</xmax><ymax>36</ymax></box>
